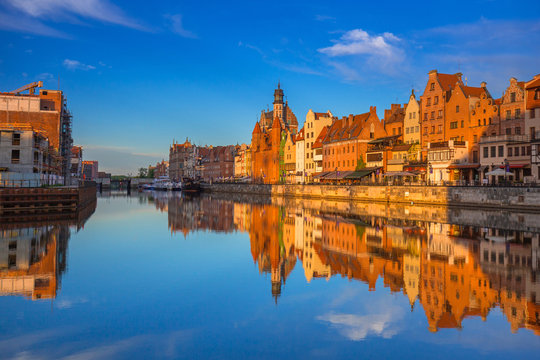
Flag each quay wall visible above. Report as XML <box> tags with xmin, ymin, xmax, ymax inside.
<box><xmin>203</xmin><ymin>183</ymin><xmax>540</xmax><ymax>211</ymax></box>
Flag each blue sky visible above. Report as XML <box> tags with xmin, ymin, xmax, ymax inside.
<box><xmin>0</xmin><ymin>0</ymin><xmax>539</xmax><ymax>174</ymax></box>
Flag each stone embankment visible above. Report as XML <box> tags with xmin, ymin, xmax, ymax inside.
<box><xmin>202</xmin><ymin>183</ymin><xmax>540</xmax><ymax>211</ymax></box>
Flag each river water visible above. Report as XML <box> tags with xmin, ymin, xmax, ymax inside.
<box><xmin>1</xmin><ymin>191</ymin><xmax>539</xmax><ymax>359</ymax></box>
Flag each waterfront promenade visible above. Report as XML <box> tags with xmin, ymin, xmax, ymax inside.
<box><xmin>202</xmin><ymin>183</ymin><xmax>540</xmax><ymax>211</ymax></box>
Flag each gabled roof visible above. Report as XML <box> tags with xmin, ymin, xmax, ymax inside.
<box><xmin>438</xmin><ymin>73</ymin><xmax>462</xmax><ymax>91</ymax></box>
<box><xmin>295</xmin><ymin>127</ymin><xmax>305</xmax><ymax>141</ymax></box>
<box><xmin>526</xmin><ymin>77</ymin><xmax>540</xmax><ymax>90</ymax></box>
<box><xmin>272</xmin><ymin>116</ymin><xmax>281</xmax><ymax>129</ymax></box>
<box><xmin>461</xmin><ymin>85</ymin><xmax>483</xmax><ymax>98</ymax></box>
<box><xmin>322</xmin><ymin>112</ymin><xmax>372</xmax><ymax>144</ymax></box>
<box><xmin>385</xmin><ymin>108</ymin><xmax>405</xmax><ymax>125</ymax></box>
<box><xmin>252</xmin><ymin>121</ymin><xmax>261</xmax><ymax>134</ymax></box>
<box><xmin>314</xmin><ymin>112</ymin><xmax>329</xmax><ymax>120</ymax></box>
<box><xmin>312</xmin><ymin>126</ymin><xmax>329</xmax><ymax>149</ymax></box>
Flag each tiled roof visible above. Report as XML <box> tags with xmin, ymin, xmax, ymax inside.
<box><xmin>461</xmin><ymin>85</ymin><xmax>483</xmax><ymax>98</ymax></box>
<box><xmin>526</xmin><ymin>78</ymin><xmax>540</xmax><ymax>89</ymax></box>
<box><xmin>312</xmin><ymin>126</ymin><xmax>329</xmax><ymax>149</ymax></box>
<box><xmin>252</xmin><ymin>121</ymin><xmax>261</xmax><ymax>134</ymax></box>
<box><xmin>314</xmin><ymin>112</ymin><xmax>329</xmax><ymax>120</ymax></box>
<box><xmin>295</xmin><ymin>127</ymin><xmax>305</xmax><ymax>141</ymax></box>
<box><xmin>322</xmin><ymin>112</ymin><xmax>371</xmax><ymax>144</ymax></box>
<box><xmin>391</xmin><ymin>144</ymin><xmax>411</xmax><ymax>152</ymax></box>
<box><xmin>438</xmin><ymin>73</ymin><xmax>461</xmax><ymax>91</ymax></box>
<box><xmin>385</xmin><ymin>108</ymin><xmax>405</xmax><ymax>124</ymax></box>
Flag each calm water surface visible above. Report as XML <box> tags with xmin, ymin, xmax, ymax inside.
<box><xmin>1</xmin><ymin>192</ymin><xmax>539</xmax><ymax>359</ymax></box>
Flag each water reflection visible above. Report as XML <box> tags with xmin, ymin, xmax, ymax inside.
<box><xmin>152</xmin><ymin>192</ymin><xmax>540</xmax><ymax>336</ymax></box>
<box><xmin>0</xmin><ymin>202</ymin><xmax>95</xmax><ymax>300</ymax></box>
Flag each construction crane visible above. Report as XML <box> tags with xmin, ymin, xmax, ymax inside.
<box><xmin>10</xmin><ymin>81</ymin><xmax>43</xmax><ymax>95</ymax></box>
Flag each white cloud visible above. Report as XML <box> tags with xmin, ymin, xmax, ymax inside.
<box><xmin>319</xmin><ymin>29</ymin><xmax>401</xmax><ymax>58</ymax></box>
<box><xmin>4</xmin><ymin>0</ymin><xmax>146</xmax><ymax>30</ymax></box>
<box><xmin>317</xmin><ymin>310</ymin><xmax>402</xmax><ymax>341</ymax></box>
<box><xmin>63</xmin><ymin>59</ymin><xmax>96</xmax><ymax>71</ymax></box>
<box><xmin>165</xmin><ymin>14</ymin><xmax>197</xmax><ymax>39</ymax></box>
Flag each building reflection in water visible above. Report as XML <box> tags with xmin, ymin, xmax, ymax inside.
<box><xmin>0</xmin><ymin>202</ymin><xmax>96</xmax><ymax>300</ymax></box>
<box><xmin>163</xmin><ymin>193</ymin><xmax>540</xmax><ymax>336</ymax></box>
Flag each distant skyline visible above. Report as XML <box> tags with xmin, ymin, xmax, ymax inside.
<box><xmin>1</xmin><ymin>0</ymin><xmax>539</xmax><ymax>174</ymax></box>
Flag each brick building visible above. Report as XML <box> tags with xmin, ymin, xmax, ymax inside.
<box><xmin>169</xmin><ymin>139</ymin><xmax>194</xmax><ymax>181</ymax></box>
<box><xmin>201</xmin><ymin>145</ymin><xmax>236</xmax><ymax>182</ymax></box>
<box><xmin>251</xmin><ymin>84</ymin><xmax>298</xmax><ymax>184</ymax></box>
<box><xmin>321</xmin><ymin>107</ymin><xmax>387</xmax><ymax>174</ymax></box>
<box><xmin>420</xmin><ymin>70</ymin><xmax>464</xmax><ymax>157</ymax></box>
<box><xmin>0</xmin><ymin>84</ymin><xmax>73</xmax><ymax>183</ymax></box>
<box><xmin>82</xmin><ymin>160</ymin><xmax>98</xmax><ymax>181</ymax></box>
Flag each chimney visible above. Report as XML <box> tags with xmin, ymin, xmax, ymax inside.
<box><xmin>370</xmin><ymin>106</ymin><xmax>377</xmax><ymax>117</ymax></box>
<box><xmin>455</xmin><ymin>72</ymin><xmax>463</xmax><ymax>82</ymax></box>
<box><xmin>480</xmin><ymin>81</ymin><xmax>487</xmax><ymax>88</ymax></box>
<box><xmin>347</xmin><ymin>114</ymin><xmax>353</xmax><ymax>128</ymax></box>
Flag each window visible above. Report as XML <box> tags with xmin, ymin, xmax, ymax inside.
<box><xmin>406</xmin><ymin>127</ymin><xmax>410</xmax><ymax>134</ymax></box>
<box><xmin>515</xmin><ymin>109</ymin><xmax>521</xmax><ymax>119</ymax></box>
<box><xmin>473</xmin><ymin>135</ymin><xmax>478</xmax><ymax>143</ymax></box>
<box><xmin>510</xmin><ymin>92</ymin><xmax>516</xmax><ymax>102</ymax></box>
<box><xmin>506</xmin><ymin>110</ymin><xmax>512</xmax><ymax>119</ymax></box>
<box><xmin>434</xmin><ymin>96</ymin><xmax>439</xmax><ymax>104</ymax></box>
<box><xmin>438</xmin><ymin>125</ymin><xmax>442</xmax><ymax>133</ymax></box>
<box><xmin>531</xmin><ymin>127</ymin><xmax>536</xmax><ymax>140</ymax></box>
<box><xmin>424</xmin><ymin>113</ymin><xmax>428</xmax><ymax>121</ymax></box>
<box><xmin>515</xmin><ymin>147</ymin><xmax>520</xmax><ymax>156</ymax></box>
<box><xmin>483</xmin><ymin>147</ymin><xmax>489</xmax><ymax>158</ymax></box>
<box><xmin>11</xmin><ymin>150</ymin><xmax>20</xmax><ymax>164</ymax></box>
<box><xmin>430</xmin><ymin>82</ymin><xmax>435</xmax><ymax>91</ymax></box>
<box><xmin>424</xmin><ymin>126</ymin><xmax>428</xmax><ymax>134</ymax></box>
<box><xmin>456</xmin><ymin>105</ymin><xmax>460</xmax><ymax>113</ymax></box>
<box><xmin>483</xmin><ymin>118</ymin><xmax>486</xmax><ymax>125</ymax></box>
<box><xmin>478</xmin><ymin>119</ymin><xmax>481</xmax><ymax>126</ymax></box>
<box><xmin>515</xmin><ymin>127</ymin><xmax>521</xmax><ymax>135</ymax></box>
<box><xmin>12</xmin><ymin>133</ymin><xmax>20</xmax><ymax>146</ymax></box>
<box><xmin>532</xmin><ymin>109</ymin><xmax>536</xmax><ymax>118</ymax></box>
<box><xmin>498</xmin><ymin>145</ymin><xmax>504</xmax><ymax>157</ymax></box>
<box><xmin>535</xmin><ymin>89</ymin><xmax>540</xmax><ymax>100</ymax></box>
<box><xmin>508</xmin><ymin>147</ymin><xmax>513</xmax><ymax>156</ymax></box>
<box><xmin>461</xmin><ymin>120</ymin><xmax>464</xmax><ymax>128</ymax></box>
<box><xmin>427</xmin><ymin>98</ymin><xmax>431</xmax><ymax>106</ymax></box>
<box><xmin>490</xmin><ymin>146</ymin><xmax>496</xmax><ymax>157</ymax></box>
<box><xmin>431</xmin><ymin>126</ymin><xmax>435</xmax><ymax>133</ymax></box>
<box><xmin>450</xmin><ymin>121</ymin><xmax>458</xmax><ymax>129</ymax></box>
<box><xmin>415</xmin><ymin>126</ymin><xmax>419</xmax><ymax>133</ymax></box>
<box><xmin>413</xmin><ymin>112</ymin><xmax>416</xmax><ymax>118</ymax></box>
<box><xmin>506</xmin><ymin>128</ymin><xmax>512</xmax><ymax>135</ymax></box>
<box><xmin>430</xmin><ymin>111</ymin><xmax>435</xmax><ymax>119</ymax></box>
<box><xmin>398</xmin><ymin>127</ymin><xmax>402</xmax><ymax>134</ymax></box>
<box><xmin>438</xmin><ymin>110</ymin><xmax>443</xmax><ymax>118</ymax></box>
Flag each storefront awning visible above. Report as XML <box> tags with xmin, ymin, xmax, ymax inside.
<box><xmin>498</xmin><ymin>164</ymin><xmax>529</xmax><ymax>169</ymax></box>
<box><xmin>322</xmin><ymin>170</ymin><xmax>354</xmax><ymax>180</ymax></box>
<box><xmin>313</xmin><ymin>171</ymin><xmax>331</xmax><ymax>179</ymax></box>
<box><xmin>447</xmin><ymin>164</ymin><xmax>480</xmax><ymax>169</ymax></box>
<box><xmin>344</xmin><ymin>169</ymin><xmax>375</xmax><ymax>179</ymax></box>
<box><xmin>383</xmin><ymin>171</ymin><xmax>417</xmax><ymax>177</ymax></box>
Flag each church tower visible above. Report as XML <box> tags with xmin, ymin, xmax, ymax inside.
<box><xmin>273</xmin><ymin>82</ymin><xmax>284</xmax><ymax>125</ymax></box>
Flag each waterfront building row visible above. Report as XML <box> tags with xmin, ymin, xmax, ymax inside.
<box><xmin>248</xmin><ymin>72</ymin><xmax>540</xmax><ymax>185</ymax></box>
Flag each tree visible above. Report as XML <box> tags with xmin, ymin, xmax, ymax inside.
<box><xmin>138</xmin><ymin>167</ymin><xmax>148</xmax><ymax>178</ymax></box>
<box><xmin>355</xmin><ymin>155</ymin><xmax>366</xmax><ymax>170</ymax></box>
<box><xmin>148</xmin><ymin>168</ymin><xmax>155</xmax><ymax>178</ymax></box>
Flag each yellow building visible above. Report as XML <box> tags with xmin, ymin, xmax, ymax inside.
<box><xmin>303</xmin><ymin>110</ymin><xmax>334</xmax><ymax>181</ymax></box>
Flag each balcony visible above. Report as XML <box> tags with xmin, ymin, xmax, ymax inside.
<box><xmin>479</xmin><ymin>134</ymin><xmax>529</xmax><ymax>144</ymax></box>
<box><xmin>313</xmin><ymin>153</ymin><xmax>322</xmax><ymax>162</ymax></box>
